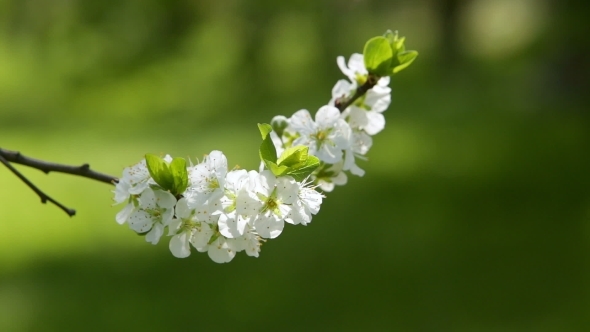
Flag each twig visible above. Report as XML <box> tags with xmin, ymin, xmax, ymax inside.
<box><xmin>0</xmin><ymin>147</ymin><xmax>119</xmax><ymax>217</ymax></box>
<box><xmin>334</xmin><ymin>75</ymin><xmax>378</xmax><ymax>112</ymax></box>
<box><xmin>0</xmin><ymin>147</ymin><xmax>118</xmax><ymax>185</ymax></box>
<box><xmin>0</xmin><ymin>153</ymin><xmax>76</xmax><ymax>217</ymax></box>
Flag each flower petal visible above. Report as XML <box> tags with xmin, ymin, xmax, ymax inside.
<box><xmin>337</xmin><ymin>55</ymin><xmax>352</xmax><ymax>78</ymax></box>
<box><xmin>128</xmin><ymin>210</ymin><xmax>153</xmax><ymax>233</ymax></box>
<box><xmin>289</xmin><ymin>109</ymin><xmax>316</xmax><ymax>134</ymax></box>
<box><xmin>364</xmin><ymin>112</ymin><xmax>385</xmax><ymax>135</ymax></box>
<box><xmin>207</xmin><ymin>150</ymin><xmax>228</xmax><ymax>182</ymax></box>
<box><xmin>352</xmin><ymin>131</ymin><xmax>373</xmax><ymax>155</ymax></box>
<box><xmin>174</xmin><ymin>198</ymin><xmax>191</xmax><ymax>220</ymax></box>
<box><xmin>170</xmin><ymin>232</ymin><xmax>191</xmax><ymax>258</ymax></box>
<box><xmin>331</xmin><ymin>79</ymin><xmax>354</xmax><ymax>101</ymax></box>
<box><xmin>115</xmin><ymin>202</ymin><xmax>135</xmax><ymax>225</ymax></box>
<box><xmin>254</xmin><ymin>216</ymin><xmax>284</xmax><ymax>239</ymax></box>
<box><xmin>218</xmin><ymin>213</ymin><xmax>243</xmax><ymax>238</ymax></box>
<box><xmin>113</xmin><ymin>180</ymin><xmax>131</xmax><ymax>204</ymax></box>
<box><xmin>365</xmin><ymin>86</ymin><xmax>391</xmax><ymax>113</ymax></box>
<box><xmin>146</xmin><ymin>223</ymin><xmax>164</xmax><ymax>245</ymax></box>
<box><xmin>315</xmin><ymin>105</ymin><xmax>340</xmax><ymax>128</ymax></box>
<box><xmin>347</xmin><ymin>53</ymin><xmax>366</xmax><ymax>76</ymax></box>
<box><xmin>317</xmin><ymin>143</ymin><xmax>343</xmax><ymax>164</ymax></box>
<box><xmin>190</xmin><ymin>222</ymin><xmax>213</xmax><ymax>249</ymax></box>
<box><xmin>207</xmin><ymin>238</ymin><xmax>237</xmax><ymax>263</ymax></box>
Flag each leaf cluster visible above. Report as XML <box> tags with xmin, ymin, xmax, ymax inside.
<box><xmin>145</xmin><ymin>154</ymin><xmax>189</xmax><ymax>196</ymax></box>
<box><xmin>363</xmin><ymin>30</ymin><xmax>418</xmax><ymax>77</ymax></box>
<box><xmin>258</xmin><ymin>123</ymin><xmax>319</xmax><ymax>181</ymax></box>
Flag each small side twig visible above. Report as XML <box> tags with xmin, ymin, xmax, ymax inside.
<box><xmin>0</xmin><ymin>153</ymin><xmax>76</xmax><ymax>216</ymax></box>
<box><xmin>0</xmin><ymin>148</ymin><xmax>118</xmax><ymax>185</ymax></box>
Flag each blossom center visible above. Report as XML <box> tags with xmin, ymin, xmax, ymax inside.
<box><xmin>145</xmin><ymin>208</ymin><xmax>162</xmax><ymax>219</ymax></box>
<box><xmin>355</xmin><ymin>72</ymin><xmax>367</xmax><ymax>86</ymax></box>
<box><xmin>266</xmin><ymin>197</ymin><xmax>278</xmax><ymax>211</ymax></box>
<box><xmin>208</xmin><ymin>177</ymin><xmax>220</xmax><ymax>189</ymax></box>
<box><xmin>181</xmin><ymin>219</ymin><xmax>198</xmax><ymax>232</ymax></box>
<box><xmin>312</xmin><ymin>128</ymin><xmax>333</xmax><ymax>151</ymax></box>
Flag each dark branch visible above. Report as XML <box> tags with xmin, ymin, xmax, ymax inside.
<box><xmin>0</xmin><ymin>147</ymin><xmax>118</xmax><ymax>185</ymax></box>
<box><xmin>334</xmin><ymin>74</ymin><xmax>378</xmax><ymax>112</ymax></box>
<box><xmin>0</xmin><ymin>153</ymin><xmax>76</xmax><ymax>217</ymax></box>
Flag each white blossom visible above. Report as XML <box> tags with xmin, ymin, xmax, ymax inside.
<box><xmin>112</xmin><ymin>159</ymin><xmax>151</xmax><ymax>224</ymax></box>
<box><xmin>314</xmin><ymin>161</ymin><xmax>348</xmax><ymax>192</ymax></box>
<box><xmin>247</xmin><ymin>170</ymin><xmax>298</xmax><ymax>239</ymax></box>
<box><xmin>216</xmin><ymin>170</ymin><xmax>257</xmax><ymax>238</ymax></box>
<box><xmin>233</xmin><ymin>226</ymin><xmax>262</xmax><ymax>257</ymax></box>
<box><xmin>289</xmin><ymin>106</ymin><xmax>351</xmax><ymax>164</ymax></box>
<box><xmin>168</xmin><ymin>198</ymin><xmax>194</xmax><ymax>258</ymax></box>
<box><xmin>127</xmin><ymin>187</ymin><xmax>176</xmax><ymax>245</ymax></box>
<box><xmin>285</xmin><ymin>180</ymin><xmax>323</xmax><ymax>226</ymax></box>
<box><xmin>336</xmin><ymin>53</ymin><xmax>390</xmax><ymax>88</ymax></box>
<box><xmin>186</xmin><ymin>150</ymin><xmax>227</xmax><ymax>210</ymax></box>
<box><xmin>343</xmin><ymin>130</ymin><xmax>373</xmax><ymax>176</ymax></box>
<box><xmin>207</xmin><ymin>236</ymin><xmax>239</xmax><ymax>263</ymax></box>
<box><xmin>111</xmin><ymin>44</ymin><xmax>405</xmax><ymax>263</ymax></box>
<box><xmin>331</xmin><ymin>79</ymin><xmax>391</xmax><ymax>136</ymax></box>
<box><xmin>113</xmin><ymin>156</ymin><xmax>173</xmax><ymax>203</ymax></box>
<box><xmin>191</xmin><ymin>221</ymin><xmax>215</xmax><ymax>252</ymax></box>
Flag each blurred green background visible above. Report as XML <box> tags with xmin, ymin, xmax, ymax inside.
<box><xmin>1</xmin><ymin>0</ymin><xmax>589</xmax><ymax>331</ymax></box>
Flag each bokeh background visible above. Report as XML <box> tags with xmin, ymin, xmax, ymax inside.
<box><xmin>1</xmin><ymin>0</ymin><xmax>589</xmax><ymax>331</ymax></box>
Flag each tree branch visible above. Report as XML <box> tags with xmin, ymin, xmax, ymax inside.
<box><xmin>0</xmin><ymin>147</ymin><xmax>118</xmax><ymax>185</ymax></box>
<box><xmin>0</xmin><ymin>153</ymin><xmax>77</xmax><ymax>216</ymax></box>
<box><xmin>0</xmin><ymin>147</ymin><xmax>119</xmax><ymax>217</ymax></box>
<box><xmin>334</xmin><ymin>75</ymin><xmax>378</xmax><ymax>112</ymax></box>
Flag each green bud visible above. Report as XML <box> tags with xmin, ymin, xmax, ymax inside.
<box><xmin>145</xmin><ymin>154</ymin><xmax>174</xmax><ymax>192</ymax></box>
<box><xmin>145</xmin><ymin>154</ymin><xmax>188</xmax><ymax>196</ymax></box>
<box><xmin>270</xmin><ymin>115</ymin><xmax>289</xmax><ymax>137</ymax></box>
<box><xmin>364</xmin><ymin>30</ymin><xmax>418</xmax><ymax>77</ymax></box>
<box><xmin>383</xmin><ymin>30</ymin><xmax>418</xmax><ymax>75</ymax></box>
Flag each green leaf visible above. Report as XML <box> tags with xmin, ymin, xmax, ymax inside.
<box><xmin>394</xmin><ymin>36</ymin><xmax>406</xmax><ymax>53</ymax></box>
<box><xmin>380</xmin><ymin>30</ymin><xmax>419</xmax><ymax>75</ymax></box>
<box><xmin>272</xmin><ymin>145</ymin><xmax>320</xmax><ymax>181</ymax></box>
<box><xmin>277</xmin><ymin>146</ymin><xmax>308</xmax><ymax>168</ymax></box>
<box><xmin>285</xmin><ymin>155</ymin><xmax>320</xmax><ymax>182</ymax></box>
<box><xmin>169</xmin><ymin>157</ymin><xmax>188</xmax><ymax>195</ymax></box>
<box><xmin>363</xmin><ymin>36</ymin><xmax>393</xmax><ymax>77</ymax></box>
<box><xmin>258</xmin><ymin>123</ymin><xmax>273</xmax><ymax>140</ymax></box>
<box><xmin>258</xmin><ymin>123</ymin><xmax>278</xmax><ymax>168</ymax></box>
<box><xmin>267</xmin><ymin>161</ymin><xmax>290</xmax><ymax>177</ymax></box>
<box><xmin>145</xmin><ymin>154</ymin><xmax>174</xmax><ymax>191</ymax></box>
<box><xmin>392</xmin><ymin>50</ymin><xmax>418</xmax><ymax>74</ymax></box>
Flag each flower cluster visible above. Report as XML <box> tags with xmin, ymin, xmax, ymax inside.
<box><xmin>271</xmin><ymin>53</ymin><xmax>391</xmax><ymax>192</ymax></box>
<box><xmin>113</xmin><ymin>30</ymin><xmax>417</xmax><ymax>263</ymax></box>
<box><xmin>114</xmin><ymin>151</ymin><xmax>323</xmax><ymax>263</ymax></box>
